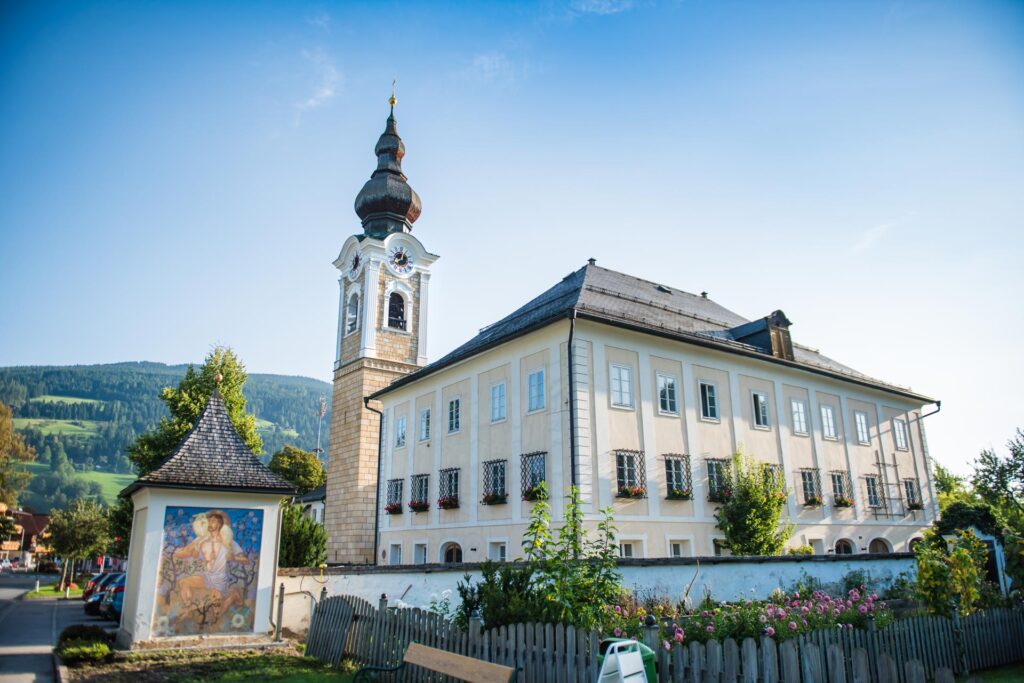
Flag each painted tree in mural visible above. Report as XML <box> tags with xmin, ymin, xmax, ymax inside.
<box><xmin>110</xmin><ymin>347</ymin><xmax>262</xmax><ymax>556</ymax></box>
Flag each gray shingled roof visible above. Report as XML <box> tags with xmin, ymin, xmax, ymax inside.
<box><xmin>371</xmin><ymin>263</ymin><xmax>934</xmax><ymax>403</ymax></box>
<box><xmin>121</xmin><ymin>390</ymin><xmax>296</xmax><ymax>497</ymax></box>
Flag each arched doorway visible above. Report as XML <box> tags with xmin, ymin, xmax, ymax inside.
<box><xmin>909</xmin><ymin>537</ymin><xmax>923</xmax><ymax>553</ymax></box>
<box><xmin>835</xmin><ymin>539</ymin><xmax>854</xmax><ymax>555</ymax></box>
<box><xmin>441</xmin><ymin>542</ymin><xmax>462</xmax><ymax>564</ymax></box>
<box><xmin>868</xmin><ymin>538</ymin><xmax>891</xmax><ymax>554</ymax></box>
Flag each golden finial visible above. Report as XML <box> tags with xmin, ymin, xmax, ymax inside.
<box><xmin>388</xmin><ymin>79</ymin><xmax>397</xmax><ymax>109</ymax></box>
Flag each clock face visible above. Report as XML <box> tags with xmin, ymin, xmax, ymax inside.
<box><xmin>348</xmin><ymin>254</ymin><xmax>361</xmax><ymax>279</ymax></box>
<box><xmin>388</xmin><ymin>247</ymin><xmax>414</xmax><ymax>275</ymax></box>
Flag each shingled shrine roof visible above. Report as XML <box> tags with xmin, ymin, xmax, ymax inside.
<box><xmin>371</xmin><ymin>262</ymin><xmax>935</xmax><ymax>404</ymax></box>
<box><xmin>120</xmin><ymin>390</ymin><xmax>296</xmax><ymax>497</ymax></box>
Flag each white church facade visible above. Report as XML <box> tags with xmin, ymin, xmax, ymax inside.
<box><xmin>325</xmin><ymin>103</ymin><xmax>938</xmax><ymax>566</ymax></box>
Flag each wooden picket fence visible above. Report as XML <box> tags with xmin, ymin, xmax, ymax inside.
<box><xmin>305</xmin><ymin>593</ymin><xmax>1024</xmax><ymax>682</ymax></box>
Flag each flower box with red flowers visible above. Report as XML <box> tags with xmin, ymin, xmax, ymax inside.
<box><xmin>804</xmin><ymin>495</ymin><xmax>823</xmax><ymax>507</ymax></box>
<box><xmin>438</xmin><ymin>495</ymin><xmax>459</xmax><ymax>510</ymax></box>
<box><xmin>481</xmin><ymin>493</ymin><xmax>507</xmax><ymax>506</ymax></box>
<box><xmin>707</xmin><ymin>488</ymin><xmax>731</xmax><ymax>504</ymax></box>
<box><xmin>616</xmin><ymin>485</ymin><xmax>647</xmax><ymax>499</ymax></box>
<box><xmin>522</xmin><ymin>486</ymin><xmax>546</xmax><ymax>502</ymax></box>
<box><xmin>907</xmin><ymin>501</ymin><xmax>923</xmax><ymax>511</ymax></box>
<box><xmin>666</xmin><ymin>488</ymin><xmax>693</xmax><ymax>501</ymax></box>
<box><xmin>407</xmin><ymin>500</ymin><xmax>430</xmax><ymax>513</ymax></box>
<box><xmin>384</xmin><ymin>502</ymin><xmax>403</xmax><ymax>515</ymax></box>
<box><xmin>833</xmin><ymin>495</ymin><xmax>853</xmax><ymax>509</ymax></box>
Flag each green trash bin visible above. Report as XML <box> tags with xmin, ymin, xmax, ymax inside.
<box><xmin>597</xmin><ymin>637</ymin><xmax>656</xmax><ymax>682</ymax></box>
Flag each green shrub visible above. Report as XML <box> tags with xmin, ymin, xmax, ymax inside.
<box><xmin>57</xmin><ymin>624</ymin><xmax>109</xmax><ymax>648</ymax></box>
<box><xmin>787</xmin><ymin>545</ymin><xmax>814</xmax><ymax>556</ymax></box>
<box><xmin>882</xmin><ymin>571</ymin><xmax>916</xmax><ymax>600</ymax></box>
<box><xmin>57</xmin><ymin>639</ymin><xmax>111</xmax><ymax>664</ymax></box>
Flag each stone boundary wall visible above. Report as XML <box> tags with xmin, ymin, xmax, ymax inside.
<box><xmin>276</xmin><ymin>553</ymin><xmax>915</xmax><ymax>636</ymax></box>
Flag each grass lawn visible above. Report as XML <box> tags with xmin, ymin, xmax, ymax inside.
<box><xmin>13</xmin><ymin>418</ymin><xmax>103</xmax><ymax>437</ymax></box>
<box><xmin>24</xmin><ymin>585</ymin><xmax>84</xmax><ymax>600</ymax></box>
<box><xmin>970</xmin><ymin>663</ymin><xmax>1024</xmax><ymax>681</ymax></box>
<box><xmin>65</xmin><ymin>646</ymin><xmax>356</xmax><ymax>683</ymax></box>
<box><xmin>29</xmin><ymin>394</ymin><xmax>102</xmax><ymax>405</ymax></box>
<box><xmin>23</xmin><ymin>462</ymin><xmax>135</xmax><ymax>505</ymax></box>
<box><xmin>255</xmin><ymin>419</ymin><xmax>299</xmax><ymax>439</ymax></box>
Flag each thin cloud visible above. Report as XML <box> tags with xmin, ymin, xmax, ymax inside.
<box><xmin>570</xmin><ymin>0</ymin><xmax>635</xmax><ymax>15</ymax></box>
<box><xmin>306</xmin><ymin>12</ymin><xmax>332</xmax><ymax>31</ymax></box>
<box><xmin>465</xmin><ymin>51</ymin><xmax>521</xmax><ymax>83</ymax></box>
<box><xmin>852</xmin><ymin>222</ymin><xmax>891</xmax><ymax>254</ymax></box>
<box><xmin>295</xmin><ymin>48</ymin><xmax>342</xmax><ymax>113</ymax></box>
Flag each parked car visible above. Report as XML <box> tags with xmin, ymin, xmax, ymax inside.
<box><xmin>99</xmin><ymin>574</ymin><xmax>126</xmax><ymax>621</ymax></box>
<box><xmin>84</xmin><ymin>573</ymin><xmax>122</xmax><ymax>616</ymax></box>
<box><xmin>83</xmin><ymin>572</ymin><xmax>112</xmax><ymax>599</ymax></box>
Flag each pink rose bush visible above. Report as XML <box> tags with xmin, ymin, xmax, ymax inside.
<box><xmin>602</xmin><ymin>586</ymin><xmax>891</xmax><ymax>645</ymax></box>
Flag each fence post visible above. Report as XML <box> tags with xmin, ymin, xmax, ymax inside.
<box><xmin>275</xmin><ymin>582</ymin><xmax>285</xmax><ymax>642</ymax></box>
<box><xmin>866</xmin><ymin>614</ymin><xmax>877</xmax><ymax>683</ymax></box>
<box><xmin>642</xmin><ymin>615</ymin><xmax>660</xmax><ymax>659</ymax></box>
<box><xmin>951</xmin><ymin>603</ymin><xmax>968</xmax><ymax>677</ymax></box>
<box><xmin>469</xmin><ymin>608</ymin><xmax>483</xmax><ymax>660</ymax></box>
<box><xmin>379</xmin><ymin>593</ymin><xmax>388</xmax><ymax>612</ymax></box>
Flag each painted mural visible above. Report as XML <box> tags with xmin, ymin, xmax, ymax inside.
<box><xmin>152</xmin><ymin>506</ymin><xmax>263</xmax><ymax>637</ymax></box>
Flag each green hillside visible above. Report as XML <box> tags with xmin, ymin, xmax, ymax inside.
<box><xmin>1</xmin><ymin>362</ymin><xmax>332</xmax><ymax>513</ymax></box>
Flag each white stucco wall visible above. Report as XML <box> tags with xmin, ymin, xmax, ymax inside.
<box><xmin>117</xmin><ymin>488</ymin><xmax>284</xmax><ymax>648</ymax></box>
<box><xmin>276</xmin><ymin>554</ymin><xmax>915</xmax><ymax>635</ymax></box>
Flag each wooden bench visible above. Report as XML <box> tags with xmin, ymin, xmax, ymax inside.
<box><xmin>354</xmin><ymin>642</ymin><xmax>518</xmax><ymax>682</ymax></box>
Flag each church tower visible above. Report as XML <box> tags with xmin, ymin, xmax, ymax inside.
<box><xmin>325</xmin><ymin>101</ymin><xmax>437</xmax><ymax>564</ymax></box>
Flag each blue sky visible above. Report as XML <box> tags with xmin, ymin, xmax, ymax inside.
<box><xmin>1</xmin><ymin>1</ymin><xmax>1022</xmax><ymax>473</ymax></box>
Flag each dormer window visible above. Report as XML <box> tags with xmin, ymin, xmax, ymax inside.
<box><xmin>346</xmin><ymin>293</ymin><xmax>359</xmax><ymax>335</ymax></box>
<box><xmin>388</xmin><ymin>292</ymin><xmax>406</xmax><ymax>330</ymax></box>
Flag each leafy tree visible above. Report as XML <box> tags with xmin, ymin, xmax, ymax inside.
<box><xmin>935</xmin><ymin>501</ymin><xmax>1002</xmax><ymax>539</ymax></box>
<box><xmin>269</xmin><ymin>445</ymin><xmax>325</xmax><ymax>495</ymax></box>
<box><xmin>277</xmin><ymin>502</ymin><xmax>326</xmax><ymax>567</ymax></box>
<box><xmin>914</xmin><ymin>529</ymin><xmax>989</xmax><ymax>616</ymax></box>
<box><xmin>0</xmin><ymin>514</ymin><xmax>17</xmax><ymax>544</ymax></box>
<box><xmin>972</xmin><ymin>429</ymin><xmax>1024</xmax><ymax>531</ymax></box>
<box><xmin>111</xmin><ymin>347</ymin><xmax>263</xmax><ymax>553</ymax></box>
<box><xmin>933</xmin><ymin>460</ymin><xmax>977</xmax><ymax>511</ymax></box>
<box><xmin>0</xmin><ymin>401</ymin><xmax>35</xmax><ymax>506</ymax></box>
<box><xmin>714</xmin><ymin>450</ymin><xmax>794</xmax><ymax>555</ymax></box>
<box><xmin>48</xmin><ymin>500</ymin><xmax>110</xmax><ymax>588</ymax></box>
<box><xmin>127</xmin><ymin>347</ymin><xmax>262</xmax><ymax>476</ymax></box>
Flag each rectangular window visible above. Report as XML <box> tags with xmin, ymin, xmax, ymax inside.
<box><xmin>820</xmin><ymin>405</ymin><xmax>838</xmax><ymax>439</ymax></box>
<box><xmin>395</xmin><ymin>415</ymin><xmax>407</xmax><ymax>447</ymax></box>
<box><xmin>830</xmin><ymin>471</ymin><xmax>847</xmax><ymax>497</ymax></box>
<box><xmin>610</xmin><ymin>364</ymin><xmax>634</xmax><ymax>408</ymax></box>
<box><xmin>699</xmin><ymin>382</ymin><xmax>719</xmax><ymax>421</ymax></box>
<box><xmin>865</xmin><ymin>476</ymin><xmax>882</xmax><ymax>508</ymax></box>
<box><xmin>855</xmin><ymin>411</ymin><xmax>870</xmax><ymax>445</ymax></box>
<box><xmin>386</xmin><ymin>479</ymin><xmax>403</xmax><ymax>508</ymax></box>
<box><xmin>752</xmin><ymin>392</ymin><xmax>770</xmax><ymax>428</ymax></box>
<box><xmin>521</xmin><ymin>451</ymin><xmax>547</xmax><ymax>499</ymax></box>
<box><xmin>670</xmin><ymin>541</ymin><xmax>690</xmax><ymax>558</ymax></box>
<box><xmin>388</xmin><ymin>544</ymin><xmax>402</xmax><ymax>566</ymax></box>
<box><xmin>800</xmin><ymin>469</ymin><xmax>821</xmax><ymax>505</ymax></box>
<box><xmin>893</xmin><ymin>418</ymin><xmax>909</xmax><ymax>451</ymax></box>
<box><xmin>482</xmin><ymin>459</ymin><xmax>507</xmax><ymax>502</ymax></box>
<box><xmin>490</xmin><ymin>383</ymin><xmax>506</xmax><ymax>422</ymax></box>
<box><xmin>414</xmin><ymin>543</ymin><xmax>427</xmax><ymax>565</ymax></box>
<box><xmin>903</xmin><ymin>479</ymin><xmax>921</xmax><ymax>508</ymax></box>
<box><xmin>657</xmin><ymin>373</ymin><xmax>678</xmax><ymax>414</ymax></box>
<box><xmin>439</xmin><ymin>468</ymin><xmax>460</xmax><ymax>508</ymax></box>
<box><xmin>615</xmin><ymin>450</ymin><xmax>646</xmax><ymax>497</ymax></box>
<box><xmin>489</xmin><ymin>542</ymin><xmax>507</xmax><ymax>562</ymax></box>
<box><xmin>410</xmin><ymin>474</ymin><xmax>429</xmax><ymax>511</ymax></box>
<box><xmin>527</xmin><ymin>369</ymin><xmax>545</xmax><ymax>412</ymax></box>
<box><xmin>447</xmin><ymin>398</ymin><xmax>461</xmax><ymax>433</ymax></box>
<box><xmin>707</xmin><ymin>458</ymin><xmax>729</xmax><ymax>502</ymax></box>
<box><xmin>419</xmin><ymin>408</ymin><xmax>431</xmax><ymax>441</ymax></box>
<box><xmin>791</xmin><ymin>399</ymin><xmax>808</xmax><ymax>435</ymax></box>
<box><xmin>619</xmin><ymin>542</ymin><xmax>634</xmax><ymax>559</ymax></box>
<box><xmin>664</xmin><ymin>454</ymin><xmax>692</xmax><ymax>499</ymax></box>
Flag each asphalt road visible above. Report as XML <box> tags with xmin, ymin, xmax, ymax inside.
<box><xmin>0</xmin><ymin>573</ymin><xmax>109</xmax><ymax>683</ymax></box>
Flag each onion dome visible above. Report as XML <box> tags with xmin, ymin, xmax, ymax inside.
<box><xmin>354</xmin><ymin>100</ymin><xmax>422</xmax><ymax>238</ymax></box>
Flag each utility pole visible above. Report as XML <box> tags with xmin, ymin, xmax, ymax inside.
<box><xmin>315</xmin><ymin>395</ymin><xmax>327</xmax><ymax>465</ymax></box>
